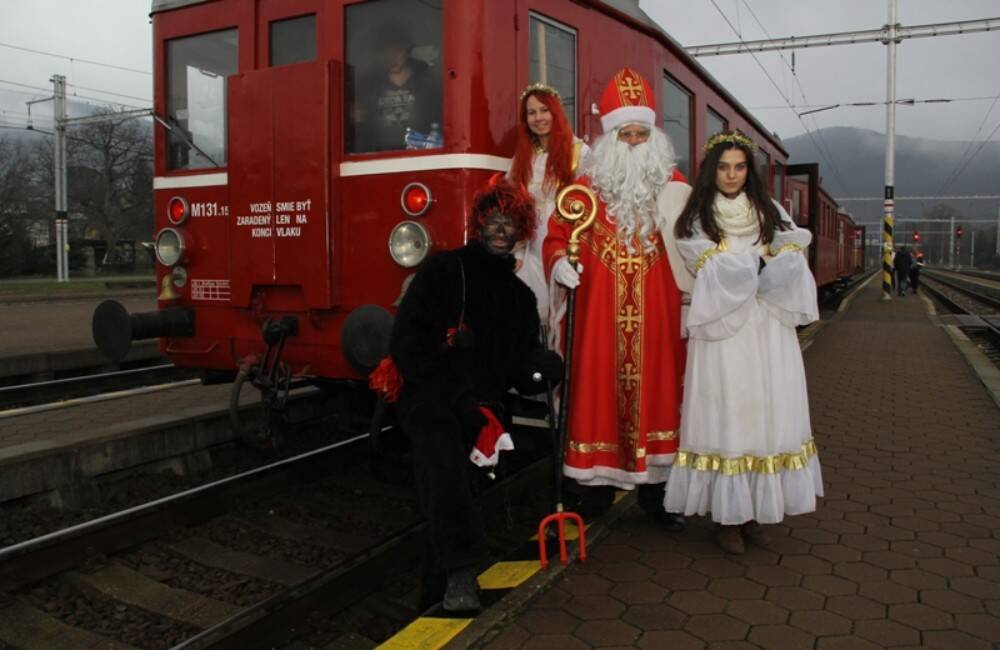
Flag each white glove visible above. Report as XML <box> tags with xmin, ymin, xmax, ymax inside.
<box><xmin>552</xmin><ymin>257</ymin><xmax>582</xmax><ymax>288</ymax></box>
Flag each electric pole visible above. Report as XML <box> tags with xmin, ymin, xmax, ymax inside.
<box><xmin>52</xmin><ymin>74</ymin><xmax>69</xmax><ymax>282</ymax></box>
<box><xmin>882</xmin><ymin>0</ymin><xmax>899</xmax><ymax>301</ymax></box>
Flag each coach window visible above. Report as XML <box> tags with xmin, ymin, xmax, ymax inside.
<box><xmin>270</xmin><ymin>14</ymin><xmax>316</xmax><ymax>66</ymax></box>
<box><xmin>706</xmin><ymin>107</ymin><xmax>726</xmax><ymax>139</ymax></box>
<box><xmin>792</xmin><ymin>187</ymin><xmax>802</xmax><ymax>221</ymax></box>
<box><xmin>756</xmin><ymin>148</ymin><xmax>770</xmax><ymax>194</ymax></box>
<box><xmin>345</xmin><ymin>0</ymin><xmax>443</xmax><ymax>154</ymax></box>
<box><xmin>530</xmin><ymin>14</ymin><xmax>577</xmax><ymax>127</ymax></box>
<box><xmin>166</xmin><ymin>28</ymin><xmax>238</xmax><ymax>170</ymax></box>
<box><xmin>774</xmin><ymin>161</ymin><xmax>785</xmax><ymax>205</ymax></box>
<box><xmin>662</xmin><ymin>73</ymin><xmax>691</xmax><ymax>177</ymax></box>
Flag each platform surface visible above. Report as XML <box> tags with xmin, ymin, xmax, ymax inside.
<box><xmin>476</xmin><ymin>281</ymin><xmax>1000</xmax><ymax>649</ymax></box>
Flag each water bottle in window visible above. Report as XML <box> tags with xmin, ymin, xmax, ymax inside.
<box><xmin>427</xmin><ymin>122</ymin><xmax>442</xmax><ymax>148</ymax></box>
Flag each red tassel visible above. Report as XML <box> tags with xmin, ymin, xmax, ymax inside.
<box><xmin>368</xmin><ymin>356</ymin><xmax>403</xmax><ymax>403</ymax></box>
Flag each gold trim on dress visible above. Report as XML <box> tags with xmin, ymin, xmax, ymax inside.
<box><xmin>675</xmin><ymin>440</ymin><xmax>818</xmax><ymax>476</ymax></box>
<box><xmin>647</xmin><ymin>430</ymin><xmax>678</xmax><ymax>441</ymax></box>
<box><xmin>771</xmin><ymin>242</ymin><xmax>803</xmax><ymax>256</ymax></box>
<box><xmin>568</xmin><ymin>441</ymin><xmax>619</xmax><ymax>454</ymax></box>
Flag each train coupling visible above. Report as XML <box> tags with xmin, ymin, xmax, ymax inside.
<box><xmin>92</xmin><ymin>300</ymin><xmax>195</xmax><ymax>362</ymax></box>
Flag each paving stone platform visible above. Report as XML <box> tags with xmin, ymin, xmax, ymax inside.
<box><xmin>472</xmin><ymin>280</ymin><xmax>1000</xmax><ymax>650</ymax></box>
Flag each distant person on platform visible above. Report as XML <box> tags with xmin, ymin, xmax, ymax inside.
<box><xmin>894</xmin><ymin>246</ymin><xmax>912</xmax><ymax>296</ymax></box>
<box><xmin>351</xmin><ymin>27</ymin><xmax>442</xmax><ymax>152</ymax></box>
<box><xmin>542</xmin><ymin>68</ymin><xmax>692</xmax><ymax>529</ymax></box>
<box><xmin>665</xmin><ymin>130</ymin><xmax>823</xmax><ymax>555</ymax></box>
<box><xmin>909</xmin><ymin>251</ymin><xmax>925</xmax><ymax>292</ymax></box>
<box><xmin>385</xmin><ymin>177</ymin><xmax>564</xmax><ymax>612</ymax></box>
<box><xmin>508</xmin><ymin>82</ymin><xmax>590</xmax><ymax>321</ymax></box>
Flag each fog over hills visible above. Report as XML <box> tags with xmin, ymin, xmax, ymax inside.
<box><xmin>782</xmin><ymin>126</ymin><xmax>1000</xmax><ymax>227</ymax></box>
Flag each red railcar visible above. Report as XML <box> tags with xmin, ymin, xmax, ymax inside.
<box><xmin>95</xmin><ymin>0</ymin><xmax>792</xmax><ymax>398</ymax></box>
<box><xmin>784</xmin><ymin>163</ymin><xmax>865</xmax><ymax>290</ymax></box>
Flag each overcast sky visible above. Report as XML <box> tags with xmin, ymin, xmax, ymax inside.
<box><xmin>1</xmin><ymin>0</ymin><xmax>997</xmax><ymax>144</ymax></box>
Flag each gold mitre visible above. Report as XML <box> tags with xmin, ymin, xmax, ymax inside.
<box><xmin>704</xmin><ymin>130</ymin><xmax>757</xmax><ymax>153</ymax></box>
<box><xmin>520</xmin><ymin>82</ymin><xmax>561</xmax><ymax>102</ymax></box>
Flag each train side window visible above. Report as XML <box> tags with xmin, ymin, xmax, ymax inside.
<box><xmin>529</xmin><ymin>13</ymin><xmax>577</xmax><ymax>128</ymax></box>
<box><xmin>706</xmin><ymin>106</ymin><xmax>726</xmax><ymax>139</ymax></box>
<box><xmin>345</xmin><ymin>0</ymin><xmax>444</xmax><ymax>154</ymax></box>
<box><xmin>166</xmin><ymin>28</ymin><xmax>238</xmax><ymax>170</ymax></box>
<box><xmin>773</xmin><ymin>161</ymin><xmax>784</xmax><ymax>207</ymax></box>
<box><xmin>662</xmin><ymin>73</ymin><xmax>691</xmax><ymax>177</ymax></box>
<box><xmin>270</xmin><ymin>14</ymin><xmax>316</xmax><ymax>66</ymax></box>
<box><xmin>755</xmin><ymin>148</ymin><xmax>770</xmax><ymax>195</ymax></box>
<box><xmin>792</xmin><ymin>187</ymin><xmax>801</xmax><ymax>221</ymax></box>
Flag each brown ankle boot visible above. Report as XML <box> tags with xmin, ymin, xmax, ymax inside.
<box><xmin>716</xmin><ymin>525</ymin><xmax>745</xmax><ymax>554</ymax></box>
<box><xmin>741</xmin><ymin>520</ymin><xmax>771</xmax><ymax>547</ymax></box>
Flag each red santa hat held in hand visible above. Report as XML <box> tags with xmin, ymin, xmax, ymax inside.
<box><xmin>599</xmin><ymin>67</ymin><xmax>656</xmax><ymax>133</ymax></box>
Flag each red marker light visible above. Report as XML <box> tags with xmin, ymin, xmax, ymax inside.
<box><xmin>167</xmin><ymin>196</ymin><xmax>189</xmax><ymax>225</ymax></box>
<box><xmin>401</xmin><ymin>183</ymin><xmax>432</xmax><ymax>217</ymax></box>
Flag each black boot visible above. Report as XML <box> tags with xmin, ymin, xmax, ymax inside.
<box><xmin>443</xmin><ymin>566</ymin><xmax>481</xmax><ymax>612</ymax></box>
<box><xmin>638</xmin><ymin>483</ymin><xmax>686</xmax><ymax>532</ymax></box>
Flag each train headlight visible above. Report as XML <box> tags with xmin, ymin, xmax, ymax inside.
<box><xmin>167</xmin><ymin>196</ymin><xmax>190</xmax><ymax>225</ymax></box>
<box><xmin>389</xmin><ymin>221</ymin><xmax>430</xmax><ymax>268</ymax></box>
<box><xmin>155</xmin><ymin>228</ymin><xmax>186</xmax><ymax>267</ymax></box>
<box><xmin>401</xmin><ymin>182</ymin><xmax>432</xmax><ymax>217</ymax></box>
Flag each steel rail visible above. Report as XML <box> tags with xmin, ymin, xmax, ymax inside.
<box><xmin>0</xmin><ymin>363</ymin><xmax>199</xmax><ymax>411</ymax></box>
<box><xmin>923</xmin><ymin>271</ymin><xmax>1000</xmax><ymax>311</ymax></box>
<box><xmin>0</xmin><ymin>433</ymin><xmax>369</xmax><ymax>591</ymax></box>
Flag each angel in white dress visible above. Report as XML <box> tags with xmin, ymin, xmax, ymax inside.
<box><xmin>664</xmin><ymin>130</ymin><xmax>823</xmax><ymax>554</ymax></box>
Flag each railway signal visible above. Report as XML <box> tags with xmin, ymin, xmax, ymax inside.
<box><xmin>956</xmin><ymin>225</ymin><xmax>964</xmax><ymax>238</ymax></box>
<box><xmin>912</xmin><ymin>231</ymin><xmax>920</xmax><ymax>242</ymax></box>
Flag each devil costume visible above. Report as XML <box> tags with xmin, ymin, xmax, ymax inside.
<box><xmin>389</xmin><ymin>240</ymin><xmax>557</xmax><ymax>588</ymax></box>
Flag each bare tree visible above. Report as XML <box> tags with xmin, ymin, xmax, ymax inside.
<box><xmin>0</xmin><ymin>137</ymin><xmax>40</xmax><ymax>276</ymax></box>
<box><xmin>67</xmin><ymin>108</ymin><xmax>153</xmax><ymax>266</ymax></box>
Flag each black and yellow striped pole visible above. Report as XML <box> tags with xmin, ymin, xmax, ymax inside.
<box><xmin>882</xmin><ymin>192</ymin><xmax>894</xmax><ymax>300</ymax></box>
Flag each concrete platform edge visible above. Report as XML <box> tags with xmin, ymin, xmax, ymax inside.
<box><xmin>444</xmin><ymin>493</ymin><xmax>638</xmax><ymax>649</ymax></box>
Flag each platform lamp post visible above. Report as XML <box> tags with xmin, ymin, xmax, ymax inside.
<box><xmin>880</xmin><ymin>0</ymin><xmax>900</xmax><ymax>301</ymax></box>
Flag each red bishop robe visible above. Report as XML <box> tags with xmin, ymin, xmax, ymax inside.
<box><xmin>543</xmin><ymin>175</ymin><xmax>685</xmax><ymax>488</ymax></box>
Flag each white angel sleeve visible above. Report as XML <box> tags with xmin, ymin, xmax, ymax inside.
<box><xmin>677</xmin><ymin>237</ymin><xmax>759</xmax><ymax>341</ymax></box>
<box><xmin>757</xmin><ymin>211</ymin><xmax>819</xmax><ymax>327</ymax></box>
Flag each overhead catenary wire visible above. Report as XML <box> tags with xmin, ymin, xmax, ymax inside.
<box><xmin>936</xmin><ymin>83</ymin><xmax>1000</xmax><ymax>197</ymax></box>
<box><xmin>0</xmin><ymin>79</ymin><xmax>150</xmax><ymax>111</ymax></box>
<box><xmin>0</xmin><ymin>41</ymin><xmax>151</xmax><ymax>76</ymax></box>
<box><xmin>707</xmin><ymin>0</ymin><xmax>854</xmax><ymax>197</ymax></box>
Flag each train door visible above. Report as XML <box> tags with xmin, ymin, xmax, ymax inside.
<box><xmin>228</xmin><ymin>4</ymin><xmax>338</xmax><ymax>310</ymax></box>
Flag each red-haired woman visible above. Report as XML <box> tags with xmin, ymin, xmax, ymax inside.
<box><xmin>508</xmin><ymin>84</ymin><xmax>589</xmax><ymax>321</ymax></box>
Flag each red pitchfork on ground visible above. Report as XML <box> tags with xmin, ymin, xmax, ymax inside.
<box><xmin>538</xmin><ymin>184</ymin><xmax>598</xmax><ymax>569</ymax></box>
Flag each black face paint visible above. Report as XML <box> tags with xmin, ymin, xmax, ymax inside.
<box><xmin>478</xmin><ymin>210</ymin><xmax>520</xmax><ymax>256</ymax></box>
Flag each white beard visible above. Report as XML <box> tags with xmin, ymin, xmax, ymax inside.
<box><xmin>584</xmin><ymin>126</ymin><xmax>677</xmax><ymax>252</ymax></box>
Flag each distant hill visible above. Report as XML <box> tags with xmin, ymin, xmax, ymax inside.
<box><xmin>781</xmin><ymin>126</ymin><xmax>1000</xmax><ymax>226</ymax></box>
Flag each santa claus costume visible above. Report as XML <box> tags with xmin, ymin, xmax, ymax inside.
<box><xmin>542</xmin><ymin>68</ymin><xmax>692</xmax><ymax>497</ymax></box>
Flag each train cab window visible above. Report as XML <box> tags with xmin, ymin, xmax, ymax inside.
<box><xmin>529</xmin><ymin>14</ymin><xmax>577</xmax><ymax>127</ymax></box>
<box><xmin>345</xmin><ymin>0</ymin><xmax>444</xmax><ymax>154</ymax></box>
<box><xmin>166</xmin><ymin>28</ymin><xmax>238</xmax><ymax>170</ymax></box>
<box><xmin>755</xmin><ymin>148</ymin><xmax>770</xmax><ymax>194</ymax></box>
<box><xmin>662</xmin><ymin>73</ymin><xmax>691</xmax><ymax>177</ymax></box>
<box><xmin>270</xmin><ymin>14</ymin><xmax>316</xmax><ymax>66</ymax></box>
<box><xmin>706</xmin><ymin>107</ymin><xmax>726</xmax><ymax>139</ymax></box>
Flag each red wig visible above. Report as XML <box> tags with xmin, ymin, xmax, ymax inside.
<box><xmin>470</xmin><ymin>175</ymin><xmax>537</xmax><ymax>244</ymax></box>
<box><xmin>509</xmin><ymin>89</ymin><xmax>576</xmax><ymax>194</ymax></box>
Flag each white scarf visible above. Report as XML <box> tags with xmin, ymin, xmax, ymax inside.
<box><xmin>712</xmin><ymin>192</ymin><xmax>758</xmax><ymax>238</ymax></box>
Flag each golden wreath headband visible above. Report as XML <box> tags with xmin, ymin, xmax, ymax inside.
<box><xmin>704</xmin><ymin>130</ymin><xmax>757</xmax><ymax>154</ymax></box>
<box><xmin>519</xmin><ymin>82</ymin><xmax>561</xmax><ymax>102</ymax></box>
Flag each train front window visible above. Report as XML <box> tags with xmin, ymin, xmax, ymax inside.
<box><xmin>271</xmin><ymin>14</ymin><xmax>316</xmax><ymax>66</ymax></box>
<box><xmin>662</xmin><ymin>73</ymin><xmax>691</xmax><ymax>178</ymax></box>
<box><xmin>345</xmin><ymin>0</ymin><xmax>444</xmax><ymax>154</ymax></box>
<box><xmin>166</xmin><ymin>28</ymin><xmax>238</xmax><ymax>170</ymax></box>
<box><xmin>529</xmin><ymin>14</ymin><xmax>577</xmax><ymax>128</ymax></box>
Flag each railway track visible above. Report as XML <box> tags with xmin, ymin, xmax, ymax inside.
<box><xmin>0</xmin><ymin>363</ymin><xmax>201</xmax><ymax>411</ymax></box>
<box><xmin>0</xmin><ymin>425</ymin><xmax>555</xmax><ymax>649</ymax></box>
<box><xmin>921</xmin><ymin>272</ymin><xmax>1000</xmax><ymax>366</ymax></box>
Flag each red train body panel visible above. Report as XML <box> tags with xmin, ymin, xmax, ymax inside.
<box><xmin>131</xmin><ymin>0</ymin><xmax>859</xmax><ymax>384</ymax></box>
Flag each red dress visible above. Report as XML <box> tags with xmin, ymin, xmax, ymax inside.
<box><xmin>543</xmin><ymin>176</ymin><xmax>685</xmax><ymax>488</ymax></box>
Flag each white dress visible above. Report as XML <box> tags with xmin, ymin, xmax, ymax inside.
<box><xmin>512</xmin><ymin>140</ymin><xmax>590</xmax><ymax>321</ymax></box>
<box><xmin>665</xmin><ymin>195</ymin><xmax>823</xmax><ymax>525</ymax></box>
